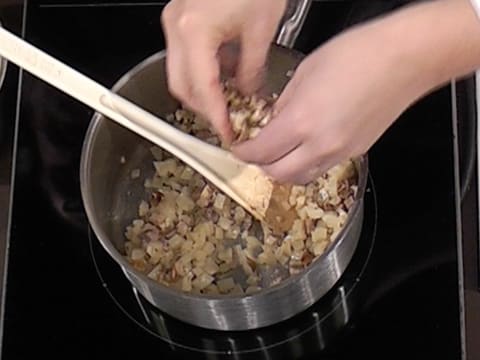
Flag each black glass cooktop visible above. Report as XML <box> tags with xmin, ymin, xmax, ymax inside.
<box><xmin>0</xmin><ymin>1</ymin><xmax>466</xmax><ymax>359</ymax></box>
<box><xmin>88</xmin><ymin>176</ymin><xmax>377</xmax><ymax>358</ymax></box>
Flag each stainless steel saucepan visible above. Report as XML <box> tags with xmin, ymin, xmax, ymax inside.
<box><xmin>80</xmin><ymin>0</ymin><xmax>368</xmax><ymax>330</ymax></box>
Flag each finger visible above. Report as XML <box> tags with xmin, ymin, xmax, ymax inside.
<box><xmin>184</xmin><ymin>39</ymin><xmax>233</xmax><ymax>142</ymax></box>
<box><xmin>162</xmin><ymin>7</ymin><xmax>192</xmax><ymax>105</ymax></box>
<box><xmin>261</xmin><ymin>142</ymin><xmax>339</xmax><ymax>184</ymax></box>
<box><xmin>272</xmin><ymin>66</ymin><xmax>304</xmax><ymax>117</ymax></box>
<box><xmin>236</xmin><ymin>28</ymin><xmax>274</xmax><ymax>95</ymax></box>
<box><xmin>232</xmin><ymin>97</ymin><xmax>303</xmax><ymax>164</ymax></box>
<box><xmin>165</xmin><ymin>44</ymin><xmax>190</xmax><ymax>103</ymax></box>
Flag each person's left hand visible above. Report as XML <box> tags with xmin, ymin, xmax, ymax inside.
<box><xmin>232</xmin><ymin>15</ymin><xmax>435</xmax><ymax>184</ymax></box>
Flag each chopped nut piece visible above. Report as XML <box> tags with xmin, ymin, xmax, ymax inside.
<box><xmin>257</xmin><ymin>248</ymin><xmax>277</xmax><ymax>266</ymax></box>
<box><xmin>235</xmin><ymin>245</ymin><xmax>254</xmax><ymax>275</ymax></box>
<box><xmin>180</xmin><ymin>166</ymin><xmax>195</xmax><ymax>181</ymax></box>
<box><xmin>264</xmin><ymin>235</ymin><xmax>278</xmax><ymax>246</ymax></box>
<box><xmin>176</xmin><ymin>193</ymin><xmax>195</xmax><ymax>213</ymax></box>
<box><xmin>292</xmin><ymin>239</ymin><xmax>305</xmax><ymax>252</ymax></box>
<box><xmin>230</xmin><ymin>284</ymin><xmax>244</xmax><ymax>295</ymax></box>
<box><xmin>138</xmin><ymin>200</ymin><xmax>149</xmax><ymax>217</ymax></box>
<box><xmin>351</xmin><ymin>185</ymin><xmax>358</xmax><ymax>196</ymax></box>
<box><xmin>192</xmin><ymin>273</ymin><xmax>214</xmax><ymax>290</ymax></box>
<box><xmin>311</xmin><ymin>227</ymin><xmax>328</xmax><ymax>243</ymax></box>
<box><xmin>203</xmin><ymin>241</ymin><xmax>215</xmax><ymax>256</ymax></box>
<box><xmin>313</xmin><ymin>241</ymin><xmax>328</xmax><ymax>256</ymax></box>
<box><xmin>131</xmin><ymin>169</ymin><xmax>141</xmax><ymax>179</ymax></box>
<box><xmin>154</xmin><ymin>159</ymin><xmax>177</xmax><ymax>177</ymax></box>
<box><xmin>217</xmin><ymin>217</ymin><xmax>232</xmax><ymax>231</ymax></box>
<box><xmin>305</xmin><ymin>204</ymin><xmax>324</xmax><ymax>219</ymax></box>
<box><xmin>248</xmin><ymin>127</ymin><xmax>261</xmax><ymax>139</ymax></box>
<box><xmin>291</xmin><ymin>219</ymin><xmax>306</xmax><ymax>241</ymax></box>
<box><xmin>214</xmin><ymin>226</ymin><xmax>224</xmax><ymax>240</ymax></box>
<box><xmin>218</xmin><ymin>247</ymin><xmax>233</xmax><ymax>263</ymax></box>
<box><xmin>131</xmin><ymin>248</ymin><xmax>146</xmax><ymax>261</ymax></box>
<box><xmin>181</xmin><ymin>239</ymin><xmax>194</xmax><ymax>253</ymax></box>
<box><xmin>176</xmin><ymin>221</ymin><xmax>189</xmax><ymax>236</ymax></box>
<box><xmin>246</xmin><ymin>236</ymin><xmax>262</xmax><ymax>249</ymax></box>
<box><xmin>233</xmin><ymin>206</ymin><xmax>246</xmax><ymax>222</ymax></box>
<box><xmin>344</xmin><ymin>196</ymin><xmax>355</xmax><ymax>209</ymax></box>
<box><xmin>225</xmin><ymin>225</ymin><xmax>240</xmax><ymax>240</ymax></box>
<box><xmin>246</xmin><ymin>286</ymin><xmax>262</xmax><ymax>295</ymax></box>
<box><xmin>179</xmin><ymin>214</ymin><xmax>193</xmax><ymax>226</ymax></box>
<box><xmin>197</xmin><ymin>185</ymin><xmax>213</xmax><ymax>207</ymax></box>
<box><xmin>193</xmin><ymin>248</ymin><xmax>208</xmax><ymax>263</ymax></box>
<box><xmin>213</xmin><ymin>193</ymin><xmax>227</xmax><ymax>210</ymax></box>
<box><xmin>124</xmin><ymin>242</ymin><xmax>135</xmax><ymax>256</ymax></box>
<box><xmin>318</xmin><ymin>188</ymin><xmax>329</xmax><ymax>202</ymax></box>
<box><xmin>190</xmin><ymin>225</ymin><xmax>207</xmax><ymax>246</ymax></box>
<box><xmin>296</xmin><ymin>195</ymin><xmax>306</xmax><ymax>209</ymax></box>
<box><xmin>246</xmin><ymin>275</ymin><xmax>260</xmax><ymax>286</ymax></box>
<box><xmin>181</xmin><ymin>272</ymin><xmax>194</xmax><ymax>292</ymax></box>
<box><xmin>296</xmin><ymin>206</ymin><xmax>309</xmax><ymax>220</ymax></box>
<box><xmin>204</xmin><ymin>257</ymin><xmax>219</xmax><ymax>275</ymax></box>
<box><xmin>322</xmin><ymin>212</ymin><xmax>341</xmax><ymax>230</ymax></box>
<box><xmin>304</xmin><ymin>218</ymin><xmax>314</xmax><ymax>233</ymax></box>
<box><xmin>168</xmin><ymin>235</ymin><xmax>184</xmax><ymax>251</ymax></box>
<box><xmin>218</xmin><ymin>262</ymin><xmax>233</xmax><ymax>274</ymax></box>
<box><xmin>280</xmin><ymin>238</ymin><xmax>292</xmax><ymax>257</ymax></box>
<box><xmin>192</xmin><ymin>267</ymin><xmax>204</xmax><ymax>277</ymax></box>
<box><xmin>148</xmin><ymin>265</ymin><xmax>162</xmax><ymax>280</ymax></box>
<box><xmin>217</xmin><ymin>277</ymin><xmax>236</xmax><ymax>293</ymax></box>
<box><xmin>204</xmin><ymin>284</ymin><xmax>219</xmax><ymax>294</ymax></box>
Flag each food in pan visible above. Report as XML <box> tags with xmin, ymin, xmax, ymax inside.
<box><xmin>124</xmin><ymin>83</ymin><xmax>358</xmax><ymax>295</ymax></box>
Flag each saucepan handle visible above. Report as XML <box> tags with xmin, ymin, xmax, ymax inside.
<box><xmin>276</xmin><ymin>0</ymin><xmax>312</xmax><ymax>49</ymax></box>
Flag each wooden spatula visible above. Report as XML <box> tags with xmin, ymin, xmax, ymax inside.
<box><xmin>0</xmin><ymin>27</ymin><xmax>294</xmax><ymax>233</ymax></box>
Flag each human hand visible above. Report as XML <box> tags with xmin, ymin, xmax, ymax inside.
<box><xmin>233</xmin><ymin>17</ymin><xmax>435</xmax><ymax>184</ymax></box>
<box><xmin>161</xmin><ymin>0</ymin><xmax>287</xmax><ymax>141</ymax></box>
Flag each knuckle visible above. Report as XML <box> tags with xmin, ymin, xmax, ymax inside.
<box><xmin>162</xmin><ymin>1</ymin><xmax>202</xmax><ymax>35</ymax></box>
<box><xmin>176</xmin><ymin>12</ymin><xmax>202</xmax><ymax>35</ymax></box>
<box><xmin>161</xmin><ymin>2</ymin><xmax>178</xmax><ymax>26</ymax></box>
<box><xmin>166</xmin><ymin>81</ymin><xmax>185</xmax><ymax>101</ymax></box>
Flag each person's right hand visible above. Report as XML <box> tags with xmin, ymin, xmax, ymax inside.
<box><xmin>161</xmin><ymin>0</ymin><xmax>287</xmax><ymax>142</ymax></box>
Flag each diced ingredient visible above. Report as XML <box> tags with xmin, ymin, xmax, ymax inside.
<box><xmin>124</xmin><ymin>82</ymin><xmax>359</xmax><ymax>295</ymax></box>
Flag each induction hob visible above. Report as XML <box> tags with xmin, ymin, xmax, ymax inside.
<box><xmin>0</xmin><ymin>1</ymin><xmax>474</xmax><ymax>359</ymax></box>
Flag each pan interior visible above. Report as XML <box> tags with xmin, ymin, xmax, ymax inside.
<box><xmin>85</xmin><ymin>47</ymin><xmax>304</xmax><ymax>256</ymax></box>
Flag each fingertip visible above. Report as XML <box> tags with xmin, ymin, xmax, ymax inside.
<box><xmin>236</xmin><ymin>67</ymin><xmax>265</xmax><ymax>95</ymax></box>
<box><xmin>205</xmin><ymin>102</ymin><xmax>235</xmax><ymax>145</ymax></box>
<box><xmin>217</xmin><ymin>123</ymin><xmax>234</xmax><ymax>145</ymax></box>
